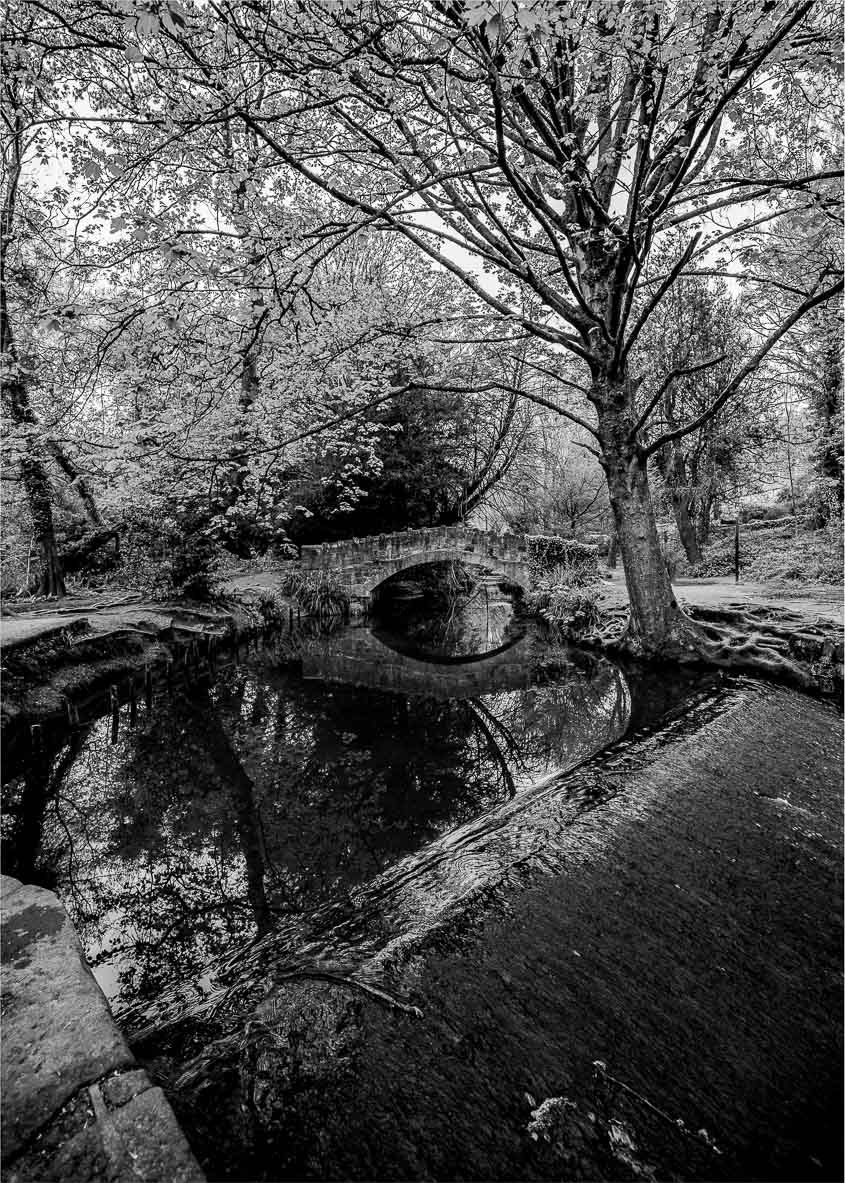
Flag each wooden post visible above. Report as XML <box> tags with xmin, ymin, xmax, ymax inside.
<box><xmin>734</xmin><ymin>517</ymin><xmax>741</xmax><ymax>583</ymax></box>
<box><xmin>144</xmin><ymin>664</ymin><xmax>153</xmax><ymax>710</ymax></box>
<box><xmin>30</xmin><ymin>722</ymin><xmax>42</xmax><ymax>751</ymax></box>
<box><xmin>129</xmin><ymin>679</ymin><xmax>138</xmax><ymax>728</ymax></box>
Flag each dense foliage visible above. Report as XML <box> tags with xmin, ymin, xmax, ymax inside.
<box><xmin>1</xmin><ymin>0</ymin><xmax>842</xmax><ymax>644</ymax></box>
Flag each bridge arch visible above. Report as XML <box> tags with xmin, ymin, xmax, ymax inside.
<box><xmin>299</xmin><ymin>525</ymin><xmax>531</xmax><ymax>604</ymax></box>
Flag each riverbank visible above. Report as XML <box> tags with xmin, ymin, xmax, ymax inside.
<box><xmin>3</xmin><ymin>590</ymin><xmax>841</xmax><ymax>1181</ymax></box>
<box><xmin>2</xmin><ymin>567</ymin><xmax>842</xmax><ymax>734</ymax></box>
<box><xmin>154</xmin><ymin>679</ymin><xmax>842</xmax><ymax>1182</ymax></box>
<box><xmin>0</xmin><ymin>591</ymin><xmax>279</xmax><ymax>742</ymax></box>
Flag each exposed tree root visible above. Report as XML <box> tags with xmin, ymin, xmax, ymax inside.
<box><xmin>580</xmin><ymin>604</ymin><xmax>842</xmax><ymax>694</ymax></box>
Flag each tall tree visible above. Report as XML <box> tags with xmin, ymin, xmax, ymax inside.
<box><xmin>1</xmin><ymin>18</ymin><xmax>68</xmax><ymax>594</ymax></box>
<box><xmin>635</xmin><ymin>276</ymin><xmax>766</xmax><ymax>563</ymax></box>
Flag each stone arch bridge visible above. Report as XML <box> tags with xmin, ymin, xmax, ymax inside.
<box><xmin>299</xmin><ymin>526</ymin><xmax>531</xmax><ymax>605</ymax></box>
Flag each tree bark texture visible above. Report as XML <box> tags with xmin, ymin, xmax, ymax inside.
<box><xmin>20</xmin><ymin>451</ymin><xmax>66</xmax><ymax>596</ymax></box>
<box><xmin>597</xmin><ymin>398</ymin><xmax>688</xmax><ymax>652</ymax></box>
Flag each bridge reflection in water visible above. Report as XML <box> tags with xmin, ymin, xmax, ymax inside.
<box><xmin>120</xmin><ymin>627</ymin><xmax>635</xmax><ymax>1044</ymax></box>
<box><xmin>300</xmin><ymin>621</ymin><xmax>632</xmax><ymax>797</ymax></box>
<box><xmin>301</xmin><ymin>625</ymin><xmax>543</xmax><ymax>700</ymax></box>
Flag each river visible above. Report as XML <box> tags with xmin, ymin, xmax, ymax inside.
<box><xmin>2</xmin><ymin>578</ymin><xmax>840</xmax><ymax>1181</ymax></box>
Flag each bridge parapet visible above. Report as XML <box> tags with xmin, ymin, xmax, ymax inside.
<box><xmin>300</xmin><ymin>525</ymin><xmax>530</xmax><ymax>573</ymax></box>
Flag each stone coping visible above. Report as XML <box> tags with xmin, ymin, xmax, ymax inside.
<box><xmin>1</xmin><ymin>874</ymin><xmax>204</xmax><ymax>1182</ymax></box>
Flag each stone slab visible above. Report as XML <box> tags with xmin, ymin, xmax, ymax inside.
<box><xmin>5</xmin><ymin>1072</ymin><xmax>205</xmax><ymax>1183</ymax></box>
<box><xmin>106</xmin><ymin>1083</ymin><xmax>204</xmax><ymax>1182</ymax></box>
<box><xmin>1</xmin><ymin>875</ymin><xmax>134</xmax><ymax>1157</ymax></box>
<box><xmin>1</xmin><ymin>875</ymin><xmax>204</xmax><ymax>1181</ymax></box>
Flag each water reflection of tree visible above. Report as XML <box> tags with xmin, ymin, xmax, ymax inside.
<box><xmin>467</xmin><ymin>656</ymin><xmax>631</xmax><ymax>792</ymax></box>
<box><xmin>2</xmin><ymin>727</ymin><xmax>89</xmax><ymax>886</ymax></box>
<box><xmin>2</xmin><ymin>652</ymin><xmax>629</xmax><ymax>1018</ymax></box>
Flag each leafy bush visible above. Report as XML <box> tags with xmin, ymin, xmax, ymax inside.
<box><xmin>739</xmin><ymin>502</ymin><xmax>791</xmax><ymax>523</ymax></box>
<box><xmin>743</xmin><ymin>514</ymin><xmax>796</xmax><ymax>533</ymax></box>
<box><xmin>255</xmin><ymin>592</ymin><xmax>289</xmax><ymax>627</ymax></box>
<box><xmin>117</xmin><ymin>502</ymin><xmax>218</xmax><ymax>600</ymax></box>
<box><xmin>798</xmin><ymin>477</ymin><xmax>843</xmax><ymax>529</ymax></box>
<box><xmin>539</xmin><ymin>586</ymin><xmax>603</xmax><ymax>636</ymax></box>
<box><xmin>525</xmin><ymin>567</ymin><xmax>603</xmax><ymax>637</ymax></box>
<box><xmin>743</xmin><ymin>522</ymin><xmax>843</xmax><ymax>585</ymax></box>
<box><xmin>527</xmin><ymin>536</ymin><xmax>598</xmax><ymax>584</ymax></box>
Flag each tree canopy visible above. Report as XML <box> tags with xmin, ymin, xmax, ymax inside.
<box><xmin>2</xmin><ymin>0</ymin><xmax>842</xmax><ymax>652</ymax></box>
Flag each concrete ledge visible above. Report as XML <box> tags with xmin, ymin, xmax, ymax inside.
<box><xmin>1</xmin><ymin>875</ymin><xmax>204</xmax><ymax>1182</ymax></box>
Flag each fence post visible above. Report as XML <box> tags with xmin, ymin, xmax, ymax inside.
<box><xmin>734</xmin><ymin>517</ymin><xmax>741</xmax><ymax>583</ymax></box>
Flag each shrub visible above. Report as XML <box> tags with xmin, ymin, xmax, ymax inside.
<box><xmin>525</xmin><ymin>566</ymin><xmax>604</xmax><ymax>637</ymax></box>
<box><xmin>744</xmin><ymin>522</ymin><xmax>843</xmax><ymax>585</ymax></box>
<box><xmin>539</xmin><ymin>586</ymin><xmax>603</xmax><ymax>636</ymax></box>
<box><xmin>742</xmin><ymin>515</ymin><xmax>796</xmax><ymax>533</ymax></box>
<box><xmin>739</xmin><ymin>502</ymin><xmax>791</xmax><ymax>523</ymax></box>
<box><xmin>255</xmin><ymin>592</ymin><xmax>289</xmax><ymax>627</ymax></box>
<box><xmin>527</xmin><ymin>536</ymin><xmax>598</xmax><ymax>585</ymax></box>
<box><xmin>117</xmin><ymin>503</ymin><xmax>218</xmax><ymax>600</ymax></box>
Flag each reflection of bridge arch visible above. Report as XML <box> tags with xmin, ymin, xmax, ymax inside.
<box><xmin>301</xmin><ymin>628</ymin><xmax>543</xmax><ymax>700</ymax></box>
<box><xmin>370</xmin><ymin>626</ymin><xmax>526</xmax><ymax>667</ymax></box>
<box><xmin>299</xmin><ymin>526</ymin><xmax>530</xmax><ymax>602</ymax></box>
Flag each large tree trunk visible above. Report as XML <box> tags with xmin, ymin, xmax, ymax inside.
<box><xmin>21</xmin><ymin>452</ymin><xmax>66</xmax><ymax>596</ymax></box>
<box><xmin>45</xmin><ymin>439</ymin><xmax>103</xmax><ymax>528</ymax></box>
<box><xmin>61</xmin><ymin>528</ymin><xmax>120</xmax><ymax>574</ymax></box>
<box><xmin>695</xmin><ymin>494</ymin><xmax>713</xmax><ymax>549</ymax></box>
<box><xmin>597</xmin><ymin>401</ymin><xmax>692</xmax><ymax>654</ymax></box>
<box><xmin>668</xmin><ymin>487</ymin><xmax>702</xmax><ymax>566</ymax></box>
<box><xmin>5</xmin><ymin>374</ymin><xmax>67</xmax><ymax>596</ymax></box>
<box><xmin>607</xmin><ymin>526</ymin><xmax>618</xmax><ymax>569</ymax></box>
